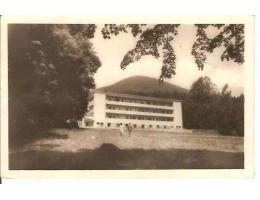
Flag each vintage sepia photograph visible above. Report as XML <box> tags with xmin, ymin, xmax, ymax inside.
<box><xmin>0</xmin><ymin>16</ymin><xmax>254</xmax><ymax>178</ymax></box>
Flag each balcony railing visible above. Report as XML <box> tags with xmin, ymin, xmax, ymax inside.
<box><xmin>105</xmin><ymin>108</ymin><xmax>174</xmax><ymax>117</ymax></box>
<box><xmin>105</xmin><ymin>100</ymin><xmax>174</xmax><ymax>109</ymax></box>
<box><xmin>106</xmin><ymin>96</ymin><xmax>173</xmax><ymax>107</ymax></box>
<box><xmin>106</xmin><ymin>112</ymin><xmax>174</xmax><ymax>122</ymax></box>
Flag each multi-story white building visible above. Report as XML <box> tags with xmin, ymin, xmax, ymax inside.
<box><xmin>81</xmin><ymin>90</ymin><xmax>183</xmax><ymax>130</ymax></box>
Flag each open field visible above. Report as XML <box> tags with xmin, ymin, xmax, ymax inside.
<box><xmin>9</xmin><ymin>128</ymin><xmax>244</xmax><ymax>169</ymax></box>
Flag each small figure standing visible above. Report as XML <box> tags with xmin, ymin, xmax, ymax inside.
<box><xmin>119</xmin><ymin>123</ymin><xmax>124</xmax><ymax>137</ymax></box>
<box><xmin>127</xmin><ymin>123</ymin><xmax>133</xmax><ymax>136</ymax></box>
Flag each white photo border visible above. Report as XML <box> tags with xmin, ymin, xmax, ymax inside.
<box><xmin>0</xmin><ymin>15</ymin><xmax>254</xmax><ymax>179</ymax></box>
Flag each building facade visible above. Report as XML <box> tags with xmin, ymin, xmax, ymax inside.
<box><xmin>81</xmin><ymin>90</ymin><xmax>183</xmax><ymax>130</ymax></box>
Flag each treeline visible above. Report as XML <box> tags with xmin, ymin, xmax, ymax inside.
<box><xmin>182</xmin><ymin>77</ymin><xmax>244</xmax><ymax>136</ymax></box>
<box><xmin>8</xmin><ymin>24</ymin><xmax>101</xmax><ymax>138</ymax></box>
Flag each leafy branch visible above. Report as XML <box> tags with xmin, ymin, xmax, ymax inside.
<box><xmin>101</xmin><ymin>24</ymin><xmax>245</xmax><ymax>80</ymax></box>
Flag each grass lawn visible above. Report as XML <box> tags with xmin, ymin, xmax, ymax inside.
<box><xmin>9</xmin><ymin>128</ymin><xmax>244</xmax><ymax>170</ymax></box>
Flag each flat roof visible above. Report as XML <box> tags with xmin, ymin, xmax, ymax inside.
<box><xmin>92</xmin><ymin>89</ymin><xmax>182</xmax><ymax>102</ymax></box>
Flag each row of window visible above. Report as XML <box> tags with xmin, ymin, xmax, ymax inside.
<box><xmin>95</xmin><ymin>122</ymin><xmax>181</xmax><ymax>129</ymax></box>
<box><xmin>106</xmin><ymin>104</ymin><xmax>173</xmax><ymax>114</ymax></box>
<box><xmin>106</xmin><ymin>95</ymin><xmax>173</xmax><ymax>107</ymax></box>
<box><xmin>106</xmin><ymin>113</ymin><xmax>174</xmax><ymax>122</ymax></box>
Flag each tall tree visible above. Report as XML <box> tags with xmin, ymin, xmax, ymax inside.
<box><xmin>183</xmin><ymin>76</ymin><xmax>219</xmax><ymax>129</ymax></box>
<box><xmin>216</xmin><ymin>85</ymin><xmax>244</xmax><ymax>136</ymax></box>
<box><xmin>183</xmin><ymin>78</ymin><xmax>244</xmax><ymax>136</ymax></box>
<box><xmin>8</xmin><ymin>24</ymin><xmax>101</xmax><ymax>136</ymax></box>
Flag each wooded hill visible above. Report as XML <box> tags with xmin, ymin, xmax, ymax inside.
<box><xmin>98</xmin><ymin>76</ymin><xmax>188</xmax><ymax>100</ymax></box>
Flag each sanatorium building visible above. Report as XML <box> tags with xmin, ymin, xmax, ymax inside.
<box><xmin>81</xmin><ymin>90</ymin><xmax>183</xmax><ymax>130</ymax></box>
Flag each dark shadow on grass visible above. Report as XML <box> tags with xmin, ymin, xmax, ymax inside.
<box><xmin>9</xmin><ymin>143</ymin><xmax>244</xmax><ymax>170</ymax></box>
<box><xmin>9</xmin><ymin>129</ymin><xmax>69</xmax><ymax>151</ymax></box>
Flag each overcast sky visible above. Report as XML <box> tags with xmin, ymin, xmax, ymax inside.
<box><xmin>91</xmin><ymin>25</ymin><xmax>244</xmax><ymax>96</ymax></box>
